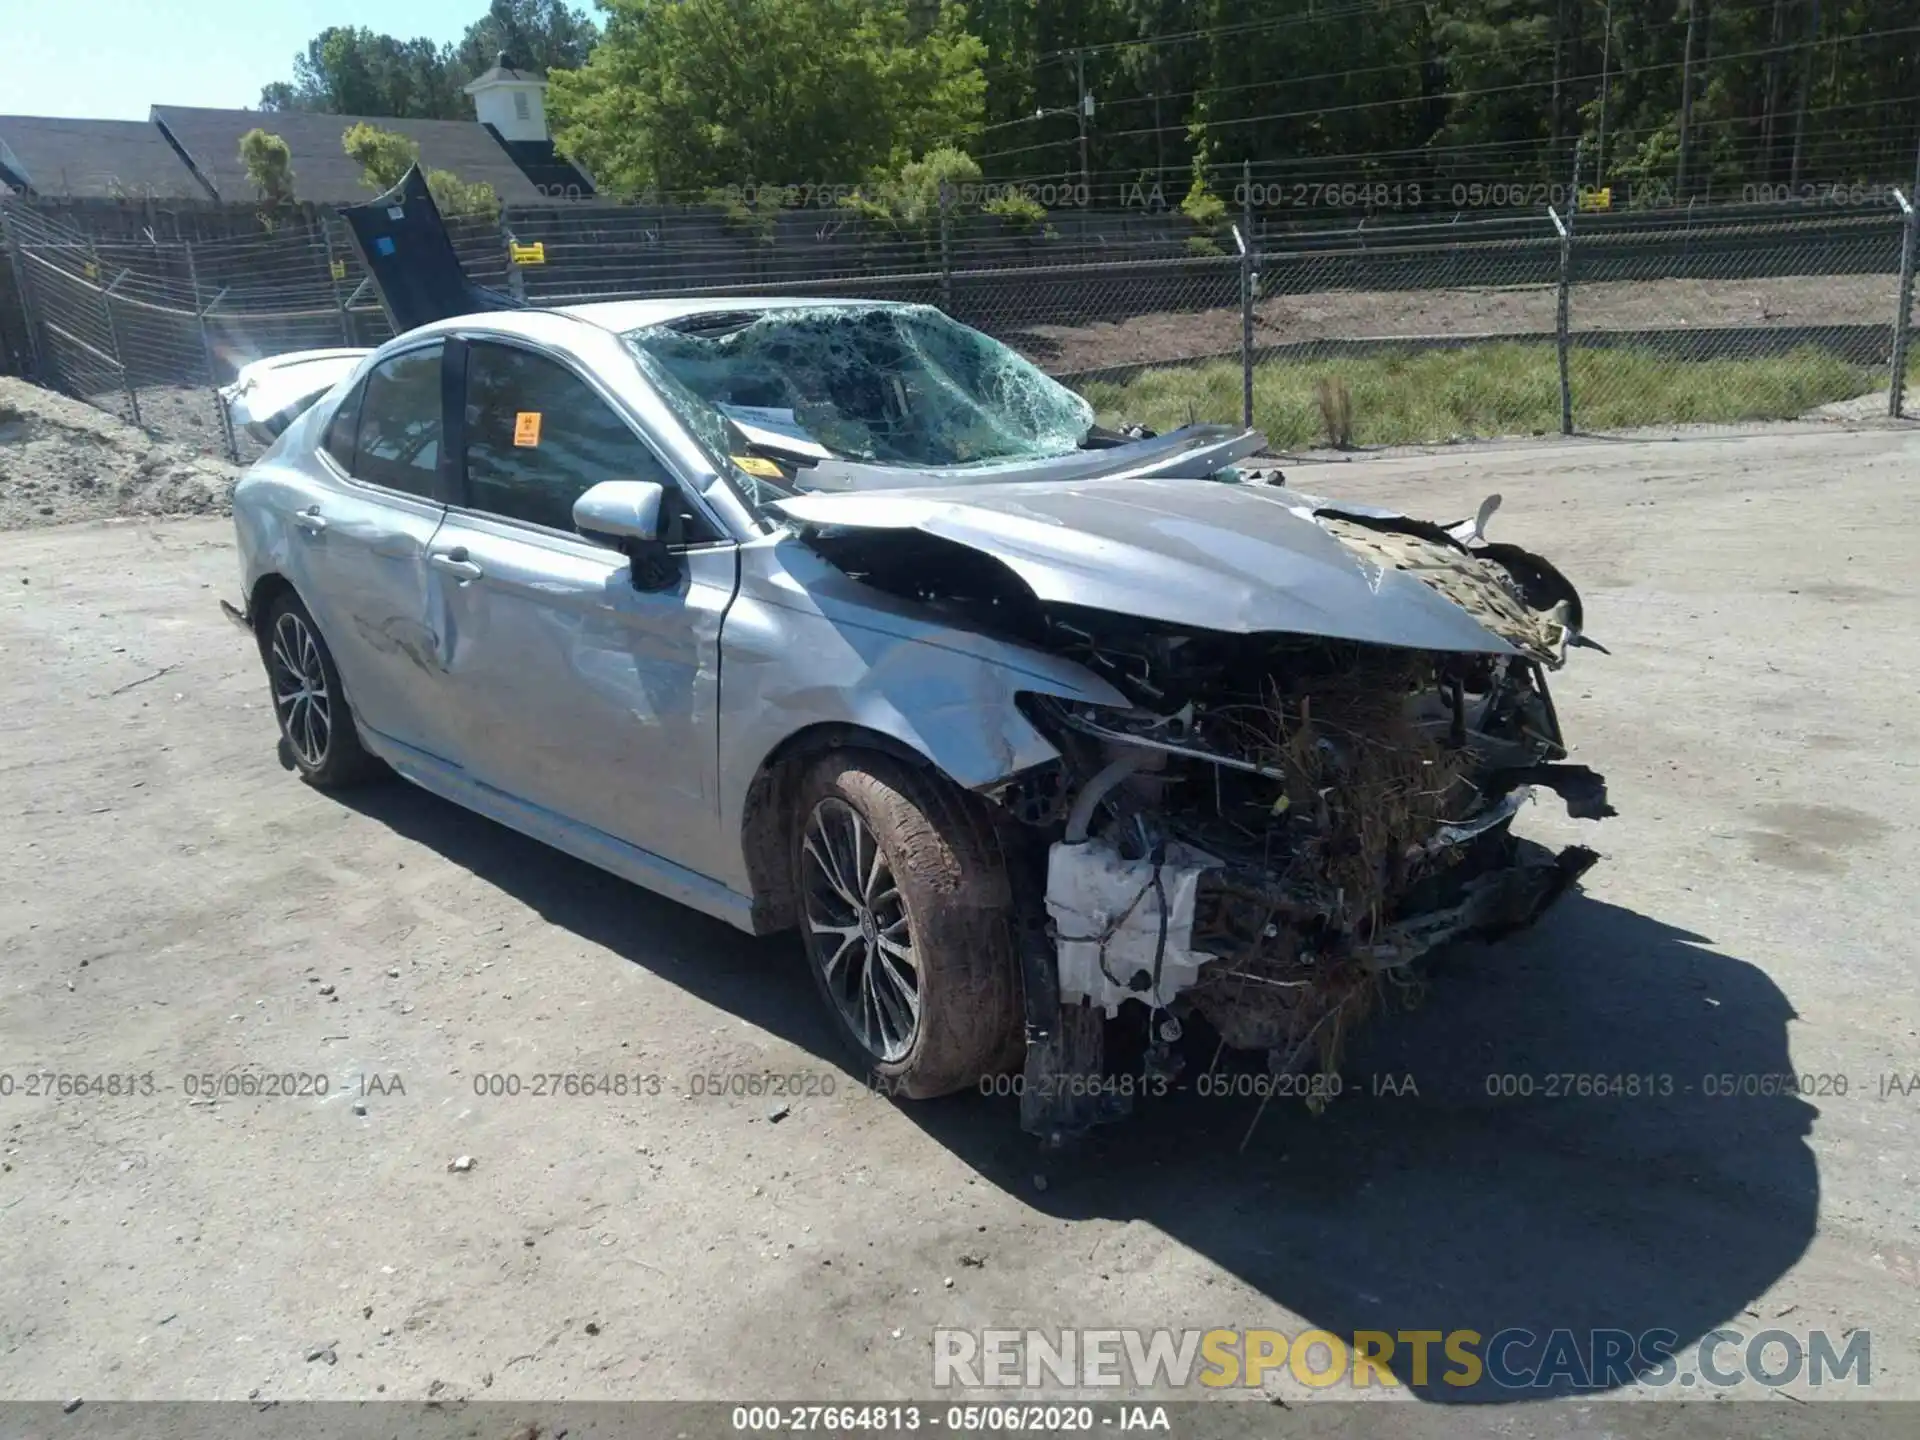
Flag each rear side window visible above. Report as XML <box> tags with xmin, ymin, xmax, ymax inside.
<box><xmin>349</xmin><ymin>344</ymin><xmax>445</xmax><ymax>497</ymax></box>
<box><xmin>322</xmin><ymin>384</ymin><xmax>362</xmax><ymax>471</ymax></box>
<box><xmin>462</xmin><ymin>342</ymin><xmax>679</xmax><ymax>533</ymax></box>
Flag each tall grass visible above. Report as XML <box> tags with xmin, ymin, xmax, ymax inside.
<box><xmin>1076</xmin><ymin>342</ymin><xmax>1882</xmax><ymax>448</ymax></box>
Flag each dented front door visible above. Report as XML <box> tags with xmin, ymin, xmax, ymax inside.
<box><xmin>423</xmin><ymin>511</ymin><xmax>736</xmax><ymax>879</ymax></box>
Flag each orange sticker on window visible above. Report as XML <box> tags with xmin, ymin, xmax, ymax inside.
<box><xmin>513</xmin><ymin>411</ymin><xmax>542</xmax><ymax>447</ymax></box>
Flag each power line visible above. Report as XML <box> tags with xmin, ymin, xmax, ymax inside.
<box><xmin>1069</xmin><ymin>0</ymin><xmax>1809</xmax><ymax>120</ymax></box>
<box><xmin>1084</xmin><ymin>24</ymin><xmax>1920</xmax><ymax>142</ymax></box>
<box><xmin>970</xmin><ymin>11</ymin><xmax>1915</xmax><ymax>169</ymax></box>
<box><xmin>994</xmin><ymin>0</ymin><xmax>1821</xmax><ymax>81</ymax></box>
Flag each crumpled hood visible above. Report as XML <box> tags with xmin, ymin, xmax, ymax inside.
<box><xmin>774</xmin><ymin>476</ymin><xmax>1528</xmax><ymax>656</ymax></box>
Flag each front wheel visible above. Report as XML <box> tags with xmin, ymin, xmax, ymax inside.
<box><xmin>260</xmin><ymin>591</ymin><xmax>380</xmax><ymax>788</ymax></box>
<box><xmin>793</xmin><ymin>753</ymin><xmax>1023</xmax><ymax>1098</ymax></box>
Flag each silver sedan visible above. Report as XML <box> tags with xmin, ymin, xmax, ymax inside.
<box><xmin>223</xmin><ymin>299</ymin><xmax>1609</xmax><ymax>1129</ymax></box>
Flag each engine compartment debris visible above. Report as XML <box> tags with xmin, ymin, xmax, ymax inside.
<box><xmin>1022</xmin><ymin>626</ymin><xmax>1605</xmax><ymax>1078</ymax></box>
<box><xmin>1046</xmin><ymin>834</ymin><xmax>1221</xmax><ymax>1016</ymax></box>
<box><xmin>808</xmin><ymin>489</ymin><xmax>1613</xmax><ymax>1128</ymax></box>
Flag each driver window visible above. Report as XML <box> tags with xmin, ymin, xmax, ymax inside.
<box><xmin>463</xmin><ymin>342</ymin><xmax>713</xmax><ymax>542</ymax></box>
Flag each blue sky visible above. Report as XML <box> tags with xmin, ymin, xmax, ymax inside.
<box><xmin>2</xmin><ymin>0</ymin><xmax>486</xmax><ymax>120</ymax></box>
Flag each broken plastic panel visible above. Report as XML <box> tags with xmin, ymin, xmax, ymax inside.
<box><xmin>1046</xmin><ymin>836</ymin><xmax>1221</xmax><ymax>1016</ymax></box>
<box><xmin>625</xmin><ymin>304</ymin><xmax>1093</xmax><ymax>470</ymax></box>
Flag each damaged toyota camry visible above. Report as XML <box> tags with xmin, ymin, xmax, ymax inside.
<box><xmin>221</xmin><ymin>193</ymin><xmax>1608</xmax><ymax>1137</ymax></box>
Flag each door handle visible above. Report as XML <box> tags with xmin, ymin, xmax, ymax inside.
<box><xmin>294</xmin><ymin>506</ymin><xmax>327</xmax><ymax>534</ymax></box>
<box><xmin>429</xmin><ymin>548</ymin><xmax>483</xmax><ymax>581</ymax></box>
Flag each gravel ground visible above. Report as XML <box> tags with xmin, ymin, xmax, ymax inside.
<box><xmin>1</xmin><ymin>424</ymin><xmax>1918</xmax><ymax>1434</ymax></box>
<box><xmin>0</xmin><ymin>378</ymin><xmax>236</xmax><ymax>529</ymax></box>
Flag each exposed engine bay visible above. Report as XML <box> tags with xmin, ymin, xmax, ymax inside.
<box><xmin>1016</xmin><ymin>624</ymin><xmax>1605</xmax><ymax>1061</ymax></box>
<box><xmin>794</xmin><ymin>481</ymin><xmax>1613</xmax><ymax>1132</ymax></box>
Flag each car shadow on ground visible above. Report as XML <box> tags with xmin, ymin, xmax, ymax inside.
<box><xmin>342</xmin><ymin>780</ymin><xmax>1817</xmax><ymax>1403</ymax></box>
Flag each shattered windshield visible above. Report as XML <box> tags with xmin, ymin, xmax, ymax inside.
<box><xmin>624</xmin><ymin>304</ymin><xmax>1093</xmax><ymax>477</ymax></box>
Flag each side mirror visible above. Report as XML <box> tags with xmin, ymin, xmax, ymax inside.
<box><xmin>573</xmin><ymin>479</ymin><xmax>664</xmax><ymax>544</ymax></box>
<box><xmin>574</xmin><ymin>480</ymin><xmax>679</xmax><ymax>592</ymax></box>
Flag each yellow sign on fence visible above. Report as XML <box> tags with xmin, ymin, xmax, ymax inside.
<box><xmin>1577</xmin><ymin>186</ymin><xmax>1613</xmax><ymax>212</ymax></box>
<box><xmin>509</xmin><ymin>241</ymin><xmax>546</xmax><ymax>266</ymax></box>
<box><xmin>330</xmin><ymin>259</ymin><xmax>347</xmax><ymax>280</ymax></box>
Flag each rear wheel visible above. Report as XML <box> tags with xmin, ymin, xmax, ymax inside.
<box><xmin>261</xmin><ymin>591</ymin><xmax>380</xmax><ymax>788</ymax></box>
<box><xmin>793</xmin><ymin>752</ymin><xmax>1023</xmax><ymax>1098</ymax></box>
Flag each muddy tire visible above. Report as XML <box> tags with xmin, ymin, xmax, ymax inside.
<box><xmin>260</xmin><ymin>591</ymin><xmax>381</xmax><ymax>789</ymax></box>
<box><xmin>792</xmin><ymin>751</ymin><xmax>1024</xmax><ymax>1098</ymax></box>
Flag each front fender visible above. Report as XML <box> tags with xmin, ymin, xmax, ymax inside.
<box><xmin>712</xmin><ymin>537</ymin><xmax>1125</xmax><ymax>899</ymax></box>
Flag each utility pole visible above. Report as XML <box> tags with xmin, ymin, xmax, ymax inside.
<box><xmin>1075</xmin><ymin>49</ymin><xmax>1091</xmax><ymax>206</ymax></box>
<box><xmin>1790</xmin><ymin>0</ymin><xmax>1822</xmax><ymax>190</ymax></box>
<box><xmin>1762</xmin><ymin>0</ymin><xmax>1788</xmax><ymax>178</ymax></box>
<box><xmin>1550</xmin><ymin>0</ymin><xmax>1566</xmax><ymax>155</ymax></box>
<box><xmin>1569</xmin><ymin>136</ymin><xmax>1585</xmax><ymax>234</ymax></box>
<box><xmin>1677</xmin><ymin>0</ymin><xmax>1699</xmax><ymax>199</ymax></box>
<box><xmin>1153</xmin><ymin>49</ymin><xmax>1166</xmax><ymax>191</ymax></box>
<box><xmin>1596</xmin><ymin>0</ymin><xmax>1614</xmax><ymax>182</ymax></box>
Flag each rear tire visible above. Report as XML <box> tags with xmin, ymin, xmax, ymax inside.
<box><xmin>792</xmin><ymin>752</ymin><xmax>1023</xmax><ymax>1099</ymax></box>
<box><xmin>260</xmin><ymin>591</ymin><xmax>381</xmax><ymax>789</ymax></box>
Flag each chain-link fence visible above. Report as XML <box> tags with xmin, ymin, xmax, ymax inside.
<box><xmin>1561</xmin><ymin>204</ymin><xmax>1912</xmax><ymax>433</ymax></box>
<box><xmin>3</xmin><ymin>188</ymin><xmax>1915</xmax><ymax>462</ymax></box>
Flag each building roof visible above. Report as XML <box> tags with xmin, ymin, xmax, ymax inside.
<box><xmin>487</xmin><ymin>133</ymin><xmax>593</xmax><ymax>198</ymax></box>
<box><xmin>150</xmin><ymin>105</ymin><xmax>549</xmax><ymax>205</ymax></box>
<box><xmin>0</xmin><ymin>115</ymin><xmax>213</xmax><ymax>199</ymax></box>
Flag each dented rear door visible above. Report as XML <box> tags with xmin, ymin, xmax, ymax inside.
<box><xmin>296</xmin><ymin>340</ymin><xmax>461</xmax><ymax>760</ymax></box>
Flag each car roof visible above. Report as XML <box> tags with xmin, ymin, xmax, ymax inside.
<box><xmin>556</xmin><ymin>296</ymin><xmax>898</xmax><ymax>333</ymax></box>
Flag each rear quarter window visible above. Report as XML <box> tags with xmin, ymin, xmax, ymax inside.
<box><xmin>346</xmin><ymin>344</ymin><xmax>445</xmax><ymax>497</ymax></box>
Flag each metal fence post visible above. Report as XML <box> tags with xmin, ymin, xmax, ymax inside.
<box><xmin>99</xmin><ymin>265</ymin><xmax>142</xmax><ymax>429</ymax></box>
<box><xmin>320</xmin><ymin>219</ymin><xmax>353</xmax><ymax>347</ymax></box>
<box><xmin>1890</xmin><ymin>188</ymin><xmax>1915</xmax><ymax>419</ymax></box>
<box><xmin>1240</xmin><ymin>159</ymin><xmax>1254</xmax><ymax>431</ymax></box>
<box><xmin>1549</xmin><ymin>206</ymin><xmax>1573</xmax><ymax>435</ymax></box>
<box><xmin>937</xmin><ymin>182</ymin><xmax>953</xmax><ymax>314</ymax></box>
<box><xmin>185</xmin><ymin>241</ymin><xmax>238</xmax><ymax>463</ymax></box>
<box><xmin>2</xmin><ymin>210</ymin><xmax>45</xmax><ymax>382</ymax></box>
<box><xmin>504</xmin><ymin>228</ymin><xmax>527</xmax><ymax>305</ymax></box>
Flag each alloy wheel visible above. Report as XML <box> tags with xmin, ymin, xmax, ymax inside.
<box><xmin>800</xmin><ymin>797</ymin><xmax>920</xmax><ymax>1062</ymax></box>
<box><xmin>269</xmin><ymin>610</ymin><xmax>331</xmax><ymax>769</ymax></box>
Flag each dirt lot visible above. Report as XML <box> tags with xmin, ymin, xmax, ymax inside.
<box><xmin>1018</xmin><ymin>273</ymin><xmax>1900</xmax><ymax>374</ymax></box>
<box><xmin>2</xmin><ymin>422</ymin><xmax>1919</xmax><ymax>1431</ymax></box>
<box><xmin>0</xmin><ymin>378</ymin><xmax>235</xmax><ymax>529</ymax></box>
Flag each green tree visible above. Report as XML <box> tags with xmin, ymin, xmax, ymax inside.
<box><xmin>259</xmin><ymin>0</ymin><xmax>1920</xmax><ymax>207</ymax></box>
<box><xmin>547</xmin><ymin>0</ymin><xmax>986</xmax><ymax>196</ymax></box>
<box><xmin>341</xmin><ymin>122</ymin><xmax>502</xmax><ymax>218</ymax></box>
<box><xmin>453</xmin><ymin>0</ymin><xmax>599</xmax><ymax>78</ymax></box>
<box><xmin>238</xmin><ymin>128</ymin><xmax>297</xmax><ymax>206</ymax></box>
<box><xmin>238</xmin><ymin>128</ymin><xmax>297</xmax><ymax>228</ymax></box>
<box><xmin>260</xmin><ymin>27</ymin><xmax>466</xmax><ymax>118</ymax></box>
<box><xmin>261</xmin><ymin>4</ymin><xmax>599</xmax><ymax>117</ymax></box>
<box><xmin>849</xmin><ymin>145</ymin><xmax>982</xmax><ymax>228</ymax></box>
